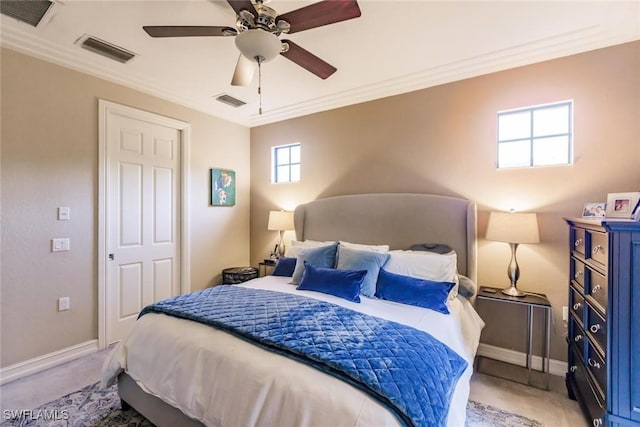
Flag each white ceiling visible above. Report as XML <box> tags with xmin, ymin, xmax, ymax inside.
<box><xmin>2</xmin><ymin>1</ymin><xmax>639</xmax><ymax>127</ymax></box>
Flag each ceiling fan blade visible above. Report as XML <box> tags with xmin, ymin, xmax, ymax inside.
<box><xmin>277</xmin><ymin>0</ymin><xmax>361</xmax><ymax>34</ymax></box>
<box><xmin>226</xmin><ymin>0</ymin><xmax>257</xmax><ymax>17</ymax></box>
<box><xmin>280</xmin><ymin>40</ymin><xmax>337</xmax><ymax>80</ymax></box>
<box><xmin>143</xmin><ymin>26</ymin><xmax>233</xmax><ymax>37</ymax></box>
<box><xmin>231</xmin><ymin>54</ymin><xmax>256</xmax><ymax>86</ymax></box>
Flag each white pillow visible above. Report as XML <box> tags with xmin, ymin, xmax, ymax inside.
<box><xmin>285</xmin><ymin>240</ymin><xmax>336</xmax><ymax>258</ymax></box>
<box><xmin>339</xmin><ymin>241</ymin><xmax>390</xmax><ymax>253</ymax></box>
<box><xmin>383</xmin><ymin>250</ymin><xmax>459</xmax><ymax>298</ymax></box>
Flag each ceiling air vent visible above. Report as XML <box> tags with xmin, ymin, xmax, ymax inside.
<box><xmin>77</xmin><ymin>35</ymin><xmax>136</xmax><ymax>64</ymax></box>
<box><xmin>215</xmin><ymin>94</ymin><xmax>246</xmax><ymax>108</ymax></box>
<box><xmin>0</xmin><ymin>0</ymin><xmax>54</xmax><ymax>27</ymax></box>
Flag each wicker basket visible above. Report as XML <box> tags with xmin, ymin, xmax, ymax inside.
<box><xmin>222</xmin><ymin>266</ymin><xmax>259</xmax><ymax>284</ymax></box>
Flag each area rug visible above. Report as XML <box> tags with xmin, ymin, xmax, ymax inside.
<box><xmin>1</xmin><ymin>382</ymin><xmax>543</xmax><ymax>427</ymax></box>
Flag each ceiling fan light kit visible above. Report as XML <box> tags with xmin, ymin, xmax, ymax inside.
<box><xmin>235</xmin><ymin>29</ymin><xmax>281</xmax><ymax>63</ymax></box>
<box><xmin>143</xmin><ymin>0</ymin><xmax>361</xmax><ymax>115</ymax></box>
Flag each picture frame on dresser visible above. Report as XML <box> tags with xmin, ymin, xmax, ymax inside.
<box><xmin>583</xmin><ymin>202</ymin><xmax>607</xmax><ymax>218</ymax></box>
<box><xmin>604</xmin><ymin>192</ymin><xmax>640</xmax><ymax>219</ymax></box>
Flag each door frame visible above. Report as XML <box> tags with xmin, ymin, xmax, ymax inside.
<box><xmin>97</xmin><ymin>99</ymin><xmax>191</xmax><ymax>350</ymax></box>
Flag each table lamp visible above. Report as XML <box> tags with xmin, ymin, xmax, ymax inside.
<box><xmin>485</xmin><ymin>211</ymin><xmax>540</xmax><ymax>297</ymax></box>
<box><xmin>267</xmin><ymin>210</ymin><xmax>294</xmax><ymax>258</ymax></box>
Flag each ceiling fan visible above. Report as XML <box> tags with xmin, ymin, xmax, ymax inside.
<box><xmin>143</xmin><ymin>0</ymin><xmax>361</xmax><ymax>89</ymax></box>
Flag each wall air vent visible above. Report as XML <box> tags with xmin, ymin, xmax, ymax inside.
<box><xmin>76</xmin><ymin>35</ymin><xmax>136</xmax><ymax>64</ymax></box>
<box><xmin>215</xmin><ymin>94</ymin><xmax>247</xmax><ymax>108</ymax></box>
<box><xmin>0</xmin><ymin>0</ymin><xmax>54</xmax><ymax>27</ymax></box>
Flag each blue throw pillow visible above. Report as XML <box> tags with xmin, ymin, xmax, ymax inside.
<box><xmin>336</xmin><ymin>245</ymin><xmax>390</xmax><ymax>298</ymax></box>
<box><xmin>375</xmin><ymin>268</ymin><xmax>454</xmax><ymax>314</ymax></box>
<box><xmin>272</xmin><ymin>257</ymin><xmax>296</xmax><ymax>277</ymax></box>
<box><xmin>297</xmin><ymin>263</ymin><xmax>365</xmax><ymax>303</ymax></box>
<box><xmin>291</xmin><ymin>243</ymin><xmax>339</xmax><ymax>285</ymax></box>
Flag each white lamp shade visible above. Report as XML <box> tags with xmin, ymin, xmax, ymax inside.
<box><xmin>268</xmin><ymin>210</ymin><xmax>294</xmax><ymax>231</ymax></box>
<box><xmin>486</xmin><ymin>211</ymin><xmax>540</xmax><ymax>244</ymax></box>
<box><xmin>235</xmin><ymin>29</ymin><xmax>282</xmax><ymax>62</ymax></box>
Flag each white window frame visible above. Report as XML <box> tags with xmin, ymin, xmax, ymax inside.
<box><xmin>271</xmin><ymin>143</ymin><xmax>300</xmax><ymax>183</ymax></box>
<box><xmin>497</xmin><ymin>100</ymin><xmax>573</xmax><ymax>169</ymax></box>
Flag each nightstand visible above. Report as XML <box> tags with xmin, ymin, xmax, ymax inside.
<box><xmin>221</xmin><ymin>267</ymin><xmax>258</xmax><ymax>284</ymax></box>
<box><xmin>258</xmin><ymin>260</ymin><xmax>276</xmax><ymax>277</ymax></box>
<box><xmin>476</xmin><ymin>286</ymin><xmax>552</xmax><ymax>390</ymax></box>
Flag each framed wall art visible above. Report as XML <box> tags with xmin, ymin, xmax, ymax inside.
<box><xmin>210</xmin><ymin>168</ymin><xmax>236</xmax><ymax>206</ymax></box>
<box><xmin>605</xmin><ymin>192</ymin><xmax>640</xmax><ymax>219</ymax></box>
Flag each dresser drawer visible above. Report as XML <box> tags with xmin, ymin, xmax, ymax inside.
<box><xmin>570</xmin><ymin>286</ymin><xmax>585</xmax><ymax>326</ymax></box>
<box><xmin>586</xmin><ymin>267</ymin><xmax>608</xmax><ymax>314</ymax></box>
<box><xmin>571</xmin><ymin>226</ymin><xmax>586</xmax><ymax>256</ymax></box>
<box><xmin>570</xmin><ymin>257</ymin><xmax>585</xmax><ymax>290</ymax></box>
<box><xmin>586</xmin><ymin>341</ymin><xmax>606</xmax><ymax>399</ymax></box>
<box><xmin>586</xmin><ymin>303</ymin><xmax>607</xmax><ymax>355</ymax></box>
<box><xmin>569</xmin><ymin>314</ymin><xmax>586</xmax><ymax>362</ymax></box>
<box><xmin>569</xmin><ymin>345</ymin><xmax>583</xmax><ymax>375</ymax></box>
<box><xmin>588</xmin><ymin>230</ymin><xmax>608</xmax><ymax>268</ymax></box>
<box><xmin>570</xmin><ymin>348</ymin><xmax>605</xmax><ymax>427</ymax></box>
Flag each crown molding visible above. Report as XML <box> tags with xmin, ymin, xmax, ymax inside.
<box><xmin>2</xmin><ymin>23</ymin><xmax>637</xmax><ymax>128</ymax></box>
<box><xmin>249</xmin><ymin>25</ymin><xmax>636</xmax><ymax>126</ymax></box>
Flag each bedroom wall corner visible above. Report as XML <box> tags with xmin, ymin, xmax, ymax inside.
<box><xmin>0</xmin><ymin>48</ymin><xmax>251</xmax><ymax>370</ymax></box>
<box><xmin>249</xmin><ymin>40</ymin><xmax>640</xmax><ymax>364</ymax></box>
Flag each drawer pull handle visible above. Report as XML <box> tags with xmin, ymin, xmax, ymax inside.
<box><xmin>574</xmin><ymin>335</ymin><xmax>582</xmax><ymax>342</ymax></box>
<box><xmin>588</xmin><ymin>358</ymin><xmax>601</xmax><ymax>369</ymax></box>
<box><xmin>593</xmin><ymin>418</ymin><xmax>602</xmax><ymax>427</ymax></box>
<box><xmin>574</xmin><ymin>271</ymin><xmax>583</xmax><ymax>280</ymax></box>
<box><xmin>570</xmin><ymin>365</ymin><xmax>577</xmax><ymax>373</ymax></box>
<box><xmin>573</xmin><ymin>303</ymin><xmax>582</xmax><ymax>310</ymax></box>
<box><xmin>591</xmin><ymin>285</ymin><xmax>601</xmax><ymax>295</ymax></box>
<box><xmin>592</xmin><ymin>245</ymin><xmax>603</xmax><ymax>255</ymax></box>
<box><xmin>590</xmin><ymin>324</ymin><xmax>601</xmax><ymax>333</ymax></box>
<box><xmin>574</xmin><ymin>238</ymin><xmax>583</xmax><ymax>247</ymax></box>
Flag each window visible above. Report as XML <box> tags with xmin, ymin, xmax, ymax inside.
<box><xmin>272</xmin><ymin>143</ymin><xmax>300</xmax><ymax>183</ymax></box>
<box><xmin>497</xmin><ymin>101</ymin><xmax>572</xmax><ymax>168</ymax></box>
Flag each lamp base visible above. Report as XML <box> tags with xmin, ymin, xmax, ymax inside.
<box><xmin>277</xmin><ymin>230</ymin><xmax>286</xmax><ymax>258</ymax></box>
<box><xmin>502</xmin><ymin>285</ymin><xmax>526</xmax><ymax>297</ymax></box>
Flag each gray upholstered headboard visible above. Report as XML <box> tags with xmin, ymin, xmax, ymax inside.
<box><xmin>293</xmin><ymin>193</ymin><xmax>477</xmax><ymax>282</ymax></box>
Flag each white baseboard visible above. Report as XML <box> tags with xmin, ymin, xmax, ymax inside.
<box><xmin>0</xmin><ymin>340</ymin><xmax>565</xmax><ymax>386</ymax></box>
<box><xmin>477</xmin><ymin>343</ymin><xmax>567</xmax><ymax>377</ymax></box>
<box><xmin>0</xmin><ymin>340</ymin><xmax>98</xmax><ymax>386</ymax></box>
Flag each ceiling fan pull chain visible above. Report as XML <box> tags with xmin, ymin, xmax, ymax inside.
<box><xmin>257</xmin><ymin>56</ymin><xmax>263</xmax><ymax>115</ymax></box>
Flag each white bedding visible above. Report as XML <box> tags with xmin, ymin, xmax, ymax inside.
<box><xmin>103</xmin><ymin>276</ymin><xmax>484</xmax><ymax>427</ymax></box>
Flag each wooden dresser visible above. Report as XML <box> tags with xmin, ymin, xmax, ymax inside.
<box><xmin>565</xmin><ymin>218</ymin><xmax>640</xmax><ymax>427</ymax></box>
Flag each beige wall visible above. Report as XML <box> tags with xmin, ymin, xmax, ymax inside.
<box><xmin>250</xmin><ymin>41</ymin><xmax>640</xmax><ymax>362</ymax></box>
<box><xmin>1</xmin><ymin>48</ymin><xmax>251</xmax><ymax>367</ymax></box>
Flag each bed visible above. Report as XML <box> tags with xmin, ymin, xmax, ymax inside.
<box><xmin>102</xmin><ymin>193</ymin><xmax>484</xmax><ymax>427</ymax></box>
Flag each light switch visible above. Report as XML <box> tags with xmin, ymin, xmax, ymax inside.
<box><xmin>58</xmin><ymin>297</ymin><xmax>70</xmax><ymax>311</ymax></box>
<box><xmin>58</xmin><ymin>207</ymin><xmax>70</xmax><ymax>221</ymax></box>
<box><xmin>52</xmin><ymin>238</ymin><xmax>70</xmax><ymax>252</ymax></box>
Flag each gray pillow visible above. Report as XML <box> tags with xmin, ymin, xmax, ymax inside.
<box><xmin>336</xmin><ymin>245</ymin><xmax>390</xmax><ymax>298</ymax></box>
<box><xmin>409</xmin><ymin>243</ymin><xmax>453</xmax><ymax>254</ymax></box>
<box><xmin>457</xmin><ymin>274</ymin><xmax>476</xmax><ymax>298</ymax></box>
<box><xmin>291</xmin><ymin>243</ymin><xmax>339</xmax><ymax>285</ymax></box>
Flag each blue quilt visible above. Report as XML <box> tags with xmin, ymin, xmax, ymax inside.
<box><xmin>139</xmin><ymin>285</ymin><xmax>467</xmax><ymax>427</ymax></box>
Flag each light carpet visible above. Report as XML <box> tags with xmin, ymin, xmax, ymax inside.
<box><xmin>1</xmin><ymin>382</ymin><xmax>542</xmax><ymax>426</ymax></box>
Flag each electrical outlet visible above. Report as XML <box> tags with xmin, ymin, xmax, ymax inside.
<box><xmin>562</xmin><ymin>305</ymin><xmax>569</xmax><ymax>321</ymax></box>
<box><xmin>58</xmin><ymin>297</ymin><xmax>70</xmax><ymax>311</ymax></box>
